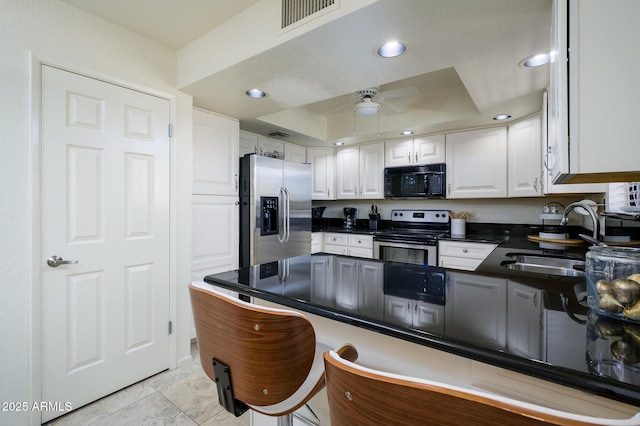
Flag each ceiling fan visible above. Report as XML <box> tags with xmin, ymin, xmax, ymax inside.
<box><xmin>352</xmin><ymin>86</ymin><xmax>420</xmax><ymax>117</ymax></box>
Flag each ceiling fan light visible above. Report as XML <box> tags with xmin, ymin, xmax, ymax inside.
<box><xmin>355</xmin><ymin>101</ymin><xmax>380</xmax><ymax>116</ymax></box>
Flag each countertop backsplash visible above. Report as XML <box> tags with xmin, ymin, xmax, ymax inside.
<box><xmin>312</xmin><ymin>196</ymin><xmax>603</xmax><ymax>227</ymax></box>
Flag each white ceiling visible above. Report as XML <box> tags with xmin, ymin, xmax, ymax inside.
<box><xmin>58</xmin><ymin>0</ymin><xmax>261</xmax><ymax>50</ymax></box>
<box><xmin>59</xmin><ymin>0</ymin><xmax>552</xmax><ymax>147</ymax></box>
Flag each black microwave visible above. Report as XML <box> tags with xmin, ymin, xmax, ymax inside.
<box><xmin>384</xmin><ymin>163</ymin><xmax>446</xmax><ymax>199</ymax></box>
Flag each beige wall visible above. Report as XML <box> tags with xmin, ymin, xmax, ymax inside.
<box><xmin>0</xmin><ymin>1</ymin><xmax>193</xmax><ymax>424</ymax></box>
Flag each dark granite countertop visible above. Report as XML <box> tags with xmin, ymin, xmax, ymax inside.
<box><xmin>203</xmin><ymin>224</ymin><xmax>640</xmax><ymax>407</ymax></box>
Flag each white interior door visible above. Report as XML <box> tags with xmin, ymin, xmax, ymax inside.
<box><xmin>41</xmin><ymin>65</ymin><xmax>171</xmax><ymax>422</ymax></box>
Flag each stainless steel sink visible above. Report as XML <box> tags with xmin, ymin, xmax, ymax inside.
<box><xmin>501</xmin><ymin>254</ymin><xmax>585</xmax><ymax>277</ymax></box>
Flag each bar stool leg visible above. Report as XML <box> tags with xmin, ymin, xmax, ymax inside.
<box><xmin>277</xmin><ymin>414</ymin><xmax>293</xmax><ymax>426</ymax></box>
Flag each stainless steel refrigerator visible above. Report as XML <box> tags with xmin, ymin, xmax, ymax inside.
<box><xmin>239</xmin><ymin>154</ymin><xmax>311</xmax><ymax>267</ymax></box>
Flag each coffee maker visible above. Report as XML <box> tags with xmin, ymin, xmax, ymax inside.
<box><xmin>343</xmin><ymin>207</ymin><xmax>358</xmax><ymax>229</ymax></box>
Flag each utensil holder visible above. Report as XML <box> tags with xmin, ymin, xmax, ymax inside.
<box><xmin>369</xmin><ymin>214</ymin><xmax>380</xmax><ymax>231</ymax></box>
<box><xmin>451</xmin><ymin>218</ymin><xmax>466</xmax><ymax>237</ymax></box>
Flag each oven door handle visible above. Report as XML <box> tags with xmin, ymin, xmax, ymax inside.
<box><xmin>373</xmin><ymin>239</ymin><xmax>436</xmax><ymax>248</ymax></box>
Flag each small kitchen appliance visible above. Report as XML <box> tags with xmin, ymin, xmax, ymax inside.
<box><xmin>373</xmin><ymin>209</ymin><xmax>451</xmax><ymax>265</ymax></box>
<box><xmin>343</xmin><ymin>207</ymin><xmax>358</xmax><ymax>229</ymax></box>
<box><xmin>384</xmin><ymin>163</ymin><xmax>446</xmax><ymax>199</ymax></box>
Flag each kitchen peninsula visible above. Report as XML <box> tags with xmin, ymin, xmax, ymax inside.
<box><xmin>204</xmin><ymin>244</ymin><xmax>640</xmax><ymax>419</ymax></box>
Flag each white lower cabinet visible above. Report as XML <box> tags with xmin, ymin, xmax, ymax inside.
<box><xmin>323</xmin><ymin>232</ymin><xmax>348</xmax><ymax>255</ymax></box>
<box><xmin>438</xmin><ymin>240</ymin><xmax>498</xmax><ymax>271</ymax></box>
<box><xmin>310</xmin><ymin>255</ymin><xmax>334</xmax><ymax>307</ymax></box>
<box><xmin>445</xmin><ymin>272</ymin><xmax>507</xmax><ymax>350</ymax></box>
<box><xmin>323</xmin><ymin>233</ymin><xmax>373</xmax><ymax>258</ymax></box>
<box><xmin>190</xmin><ymin>194</ymin><xmax>239</xmax><ymax>280</ymax></box>
<box><xmin>507</xmin><ymin>281</ymin><xmax>543</xmax><ymax>359</ymax></box>
<box><xmin>334</xmin><ymin>257</ymin><xmax>384</xmax><ymax>319</ymax></box>
<box><xmin>384</xmin><ymin>295</ymin><xmax>444</xmax><ymax>335</ymax></box>
<box><xmin>311</xmin><ymin>232</ymin><xmax>323</xmax><ymax>254</ymax></box>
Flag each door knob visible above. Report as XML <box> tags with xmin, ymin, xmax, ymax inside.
<box><xmin>47</xmin><ymin>255</ymin><xmax>78</xmax><ymax>268</ymax></box>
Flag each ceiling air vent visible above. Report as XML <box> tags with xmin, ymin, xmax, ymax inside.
<box><xmin>281</xmin><ymin>0</ymin><xmax>336</xmax><ymax>29</ymax></box>
<box><xmin>268</xmin><ymin>130</ymin><xmax>292</xmax><ymax>138</ymax></box>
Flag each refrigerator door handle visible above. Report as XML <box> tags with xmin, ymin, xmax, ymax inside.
<box><xmin>277</xmin><ymin>187</ymin><xmax>286</xmax><ymax>243</ymax></box>
<box><xmin>283</xmin><ymin>187</ymin><xmax>291</xmax><ymax>242</ymax></box>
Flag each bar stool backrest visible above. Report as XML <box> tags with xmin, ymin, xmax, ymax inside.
<box><xmin>190</xmin><ymin>283</ymin><xmax>316</xmax><ymax>411</ymax></box>
<box><xmin>323</xmin><ymin>351</ymin><xmax>640</xmax><ymax>426</ymax></box>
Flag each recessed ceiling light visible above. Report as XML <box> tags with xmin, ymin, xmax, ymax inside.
<box><xmin>492</xmin><ymin>114</ymin><xmax>512</xmax><ymax>121</ymax></box>
<box><xmin>520</xmin><ymin>52</ymin><xmax>551</xmax><ymax>68</ymax></box>
<box><xmin>245</xmin><ymin>88</ymin><xmax>266</xmax><ymax>98</ymax></box>
<box><xmin>377</xmin><ymin>41</ymin><xmax>406</xmax><ymax>58</ymax></box>
<box><xmin>401</xmin><ymin>130</ymin><xmax>414</xmax><ymax>135</ymax></box>
<box><xmin>333</xmin><ymin>141</ymin><xmax>345</xmax><ymax>146</ymax></box>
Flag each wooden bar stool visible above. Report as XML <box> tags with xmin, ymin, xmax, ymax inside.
<box><xmin>323</xmin><ymin>350</ymin><xmax>640</xmax><ymax>426</ymax></box>
<box><xmin>189</xmin><ymin>282</ymin><xmax>357</xmax><ymax>425</ymax></box>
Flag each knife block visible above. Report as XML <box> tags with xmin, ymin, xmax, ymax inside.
<box><xmin>369</xmin><ymin>214</ymin><xmax>380</xmax><ymax>231</ymax></box>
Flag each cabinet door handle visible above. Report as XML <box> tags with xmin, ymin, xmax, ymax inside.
<box><xmin>408</xmin><ymin>152</ymin><xmax>411</xmax><ymax>162</ymax></box>
<box><xmin>415</xmin><ymin>152</ymin><xmax>418</xmax><ymax>163</ymax></box>
<box><xmin>462</xmin><ymin>248</ymin><xmax>468</xmax><ymax>253</ymax></box>
<box><xmin>414</xmin><ymin>304</ymin><xmax>417</xmax><ymax>314</ymax></box>
<box><xmin>235</xmin><ymin>174</ymin><xmax>238</xmax><ymax>192</ymax></box>
<box><xmin>254</xmin><ymin>145</ymin><xmax>258</xmax><ymax>154</ymax></box>
<box><xmin>533</xmin><ymin>177</ymin><xmax>538</xmax><ymax>192</ymax></box>
<box><xmin>360</xmin><ymin>186</ymin><xmax>363</xmax><ymax>197</ymax></box>
<box><xmin>447</xmin><ymin>184</ymin><xmax>451</xmax><ymax>195</ymax></box>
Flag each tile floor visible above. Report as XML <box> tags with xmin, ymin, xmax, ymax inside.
<box><xmin>45</xmin><ymin>341</ymin><xmax>250</xmax><ymax>426</ymax></box>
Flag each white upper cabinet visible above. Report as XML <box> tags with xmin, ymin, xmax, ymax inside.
<box><xmin>307</xmin><ymin>147</ymin><xmax>335</xmax><ymax>200</ymax></box>
<box><xmin>284</xmin><ymin>142</ymin><xmax>306</xmax><ymax>163</ymax></box>
<box><xmin>258</xmin><ymin>135</ymin><xmax>284</xmax><ymax>157</ymax></box>
<box><xmin>336</xmin><ymin>143</ymin><xmax>384</xmax><ymax>199</ymax></box>
<box><xmin>542</xmin><ymin>92</ymin><xmax>604</xmax><ymax>194</ymax></box>
<box><xmin>385</xmin><ymin>134</ymin><xmax>445</xmax><ymax>167</ymax></box>
<box><xmin>508</xmin><ymin>115</ymin><xmax>542</xmax><ymax>197</ymax></box>
<box><xmin>239</xmin><ymin>130</ymin><xmax>284</xmax><ymax>157</ymax></box>
<box><xmin>192</xmin><ymin>108</ymin><xmax>239</xmax><ymax>196</ymax></box>
<box><xmin>445</xmin><ymin>127</ymin><xmax>507</xmax><ymax>199</ymax></box>
<box><xmin>549</xmin><ymin>0</ymin><xmax>640</xmax><ymax>183</ymax></box>
<box><xmin>239</xmin><ymin>130</ymin><xmax>258</xmax><ymax>157</ymax></box>
<box><xmin>336</xmin><ymin>146</ymin><xmax>360</xmax><ymax>199</ymax></box>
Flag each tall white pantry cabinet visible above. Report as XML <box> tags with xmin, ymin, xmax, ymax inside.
<box><xmin>190</xmin><ymin>109</ymin><xmax>240</xmax><ymax>326</ymax></box>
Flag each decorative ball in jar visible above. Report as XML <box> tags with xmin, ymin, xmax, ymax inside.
<box><xmin>587</xmin><ymin>246</ymin><xmax>640</xmax><ymax>323</ymax></box>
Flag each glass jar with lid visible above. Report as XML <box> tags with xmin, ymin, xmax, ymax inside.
<box><xmin>587</xmin><ymin>246</ymin><xmax>640</xmax><ymax>323</ymax></box>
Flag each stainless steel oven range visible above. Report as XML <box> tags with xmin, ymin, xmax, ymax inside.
<box><xmin>373</xmin><ymin>209</ymin><xmax>450</xmax><ymax>265</ymax></box>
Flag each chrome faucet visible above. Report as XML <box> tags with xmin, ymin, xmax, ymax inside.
<box><xmin>560</xmin><ymin>201</ymin><xmax>600</xmax><ymax>242</ymax></box>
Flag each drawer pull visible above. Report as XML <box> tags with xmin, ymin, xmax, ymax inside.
<box><xmin>463</xmin><ymin>248</ymin><xmax>468</xmax><ymax>253</ymax></box>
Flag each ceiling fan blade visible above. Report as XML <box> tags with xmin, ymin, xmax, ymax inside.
<box><xmin>378</xmin><ymin>86</ymin><xmax>420</xmax><ymax>100</ymax></box>
<box><xmin>379</xmin><ymin>102</ymin><xmax>399</xmax><ymax>116</ymax></box>
<box><xmin>324</xmin><ymin>102</ymin><xmax>354</xmax><ymax>116</ymax></box>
